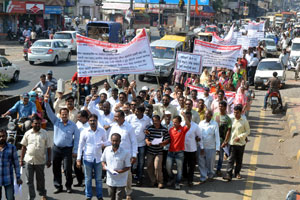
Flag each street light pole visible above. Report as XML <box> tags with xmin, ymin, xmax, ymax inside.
<box><xmin>130</xmin><ymin>0</ymin><xmax>134</xmax><ymax>29</ymax></box>
<box><xmin>186</xmin><ymin>0</ymin><xmax>191</xmax><ymax>31</ymax></box>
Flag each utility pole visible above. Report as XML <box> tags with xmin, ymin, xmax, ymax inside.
<box><xmin>186</xmin><ymin>0</ymin><xmax>191</xmax><ymax>31</ymax></box>
<box><xmin>130</xmin><ymin>0</ymin><xmax>133</xmax><ymax>29</ymax></box>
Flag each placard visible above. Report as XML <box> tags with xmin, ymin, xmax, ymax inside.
<box><xmin>193</xmin><ymin>40</ymin><xmax>241</xmax><ymax>70</ymax></box>
<box><xmin>77</xmin><ymin>29</ymin><xmax>155</xmax><ymax>77</ymax></box>
<box><xmin>175</xmin><ymin>52</ymin><xmax>202</xmax><ymax>74</ymax></box>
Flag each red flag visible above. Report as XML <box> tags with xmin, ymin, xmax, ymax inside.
<box><xmin>195</xmin><ymin>0</ymin><xmax>200</xmax><ymax>16</ymax></box>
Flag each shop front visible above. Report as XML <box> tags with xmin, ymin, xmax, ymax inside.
<box><xmin>18</xmin><ymin>2</ymin><xmax>45</xmax><ymax>30</ymax></box>
<box><xmin>44</xmin><ymin>5</ymin><xmax>63</xmax><ymax>30</ymax></box>
<box><xmin>0</xmin><ymin>0</ymin><xmax>26</xmax><ymax>38</ymax></box>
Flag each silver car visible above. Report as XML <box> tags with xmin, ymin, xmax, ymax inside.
<box><xmin>28</xmin><ymin>39</ymin><xmax>72</xmax><ymax>65</ymax></box>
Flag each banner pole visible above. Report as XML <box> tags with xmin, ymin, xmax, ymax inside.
<box><xmin>156</xmin><ymin>76</ymin><xmax>160</xmax><ymax>87</ymax></box>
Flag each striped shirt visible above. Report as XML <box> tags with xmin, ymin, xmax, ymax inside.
<box><xmin>146</xmin><ymin>125</ymin><xmax>169</xmax><ymax>155</ymax></box>
<box><xmin>0</xmin><ymin>143</ymin><xmax>21</xmax><ymax>186</ymax></box>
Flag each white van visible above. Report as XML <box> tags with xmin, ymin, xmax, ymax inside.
<box><xmin>138</xmin><ymin>40</ymin><xmax>183</xmax><ymax>82</ymax></box>
<box><xmin>53</xmin><ymin>31</ymin><xmax>77</xmax><ymax>54</ymax></box>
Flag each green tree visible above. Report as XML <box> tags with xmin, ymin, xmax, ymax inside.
<box><xmin>212</xmin><ymin>0</ymin><xmax>223</xmax><ymax>12</ymax></box>
<box><xmin>0</xmin><ymin>73</ymin><xmax>9</xmax><ymax>89</ymax></box>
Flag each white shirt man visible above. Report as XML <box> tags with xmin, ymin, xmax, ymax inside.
<box><xmin>99</xmin><ymin>88</ymin><xmax>112</xmax><ymax>98</ymax></box>
<box><xmin>77</xmin><ymin>126</ymin><xmax>108</xmax><ymax>163</ymax></box>
<box><xmin>199</xmin><ymin>119</ymin><xmax>220</xmax><ymax>151</ymax></box>
<box><xmin>184</xmin><ymin>121</ymin><xmax>203</xmax><ymax>152</ymax></box>
<box><xmin>248</xmin><ymin>56</ymin><xmax>259</xmax><ymax>67</ymax></box>
<box><xmin>126</xmin><ymin>114</ymin><xmax>151</xmax><ymax>148</ymax></box>
<box><xmin>109</xmin><ymin>121</ymin><xmax>138</xmax><ymax>158</ymax></box>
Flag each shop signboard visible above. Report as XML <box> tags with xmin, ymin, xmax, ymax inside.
<box><xmin>135</xmin><ymin>0</ymin><xmax>208</xmax><ymax>5</ymax></box>
<box><xmin>45</xmin><ymin>5</ymin><xmax>62</xmax><ymax>14</ymax></box>
<box><xmin>5</xmin><ymin>1</ymin><xmax>26</xmax><ymax>14</ymax></box>
<box><xmin>26</xmin><ymin>3</ymin><xmax>44</xmax><ymax>14</ymax></box>
<box><xmin>66</xmin><ymin>0</ymin><xmax>75</xmax><ymax>7</ymax></box>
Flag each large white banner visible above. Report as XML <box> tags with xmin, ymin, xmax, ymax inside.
<box><xmin>193</xmin><ymin>40</ymin><xmax>242</xmax><ymax>70</ymax></box>
<box><xmin>212</xmin><ymin>25</ymin><xmax>235</xmax><ymax>45</ymax></box>
<box><xmin>76</xmin><ymin>29</ymin><xmax>155</xmax><ymax>77</ymax></box>
<box><xmin>248</xmin><ymin>21</ymin><xmax>265</xmax><ymax>32</ymax></box>
<box><xmin>175</xmin><ymin>52</ymin><xmax>202</xmax><ymax>74</ymax></box>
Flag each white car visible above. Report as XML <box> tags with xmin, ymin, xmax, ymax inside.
<box><xmin>53</xmin><ymin>31</ymin><xmax>77</xmax><ymax>54</ymax></box>
<box><xmin>260</xmin><ymin>38</ymin><xmax>278</xmax><ymax>57</ymax></box>
<box><xmin>289</xmin><ymin>38</ymin><xmax>300</xmax><ymax>69</ymax></box>
<box><xmin>0</xmin><ymin>56</ymin><xmax>20</xmax><ymax>82</ymax></box>
<box><xmin>28</xmin><ymin>39</ymin><xmax>72</xmax><ymax>66</ymax></box>
<box><xmin>254</xmin><ymin>58</ymin><xmax>286</xmax><ymax>90</ymax></box>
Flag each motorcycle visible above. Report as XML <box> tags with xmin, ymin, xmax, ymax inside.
<box><xmin>23</xmin><ymin>41</ymin><xmax>32</xmax><ymax>61</ymax></box>
<box><xmin>19</xmin><ymin>36</ymin><xmax>25</xmax><ymax>44</ymax></box>
<box><xmin>7</xmin><ymin>28</ymin><xmax>17</xmax><ymax>41</ymax></box>
<box><xmin>72</xmin><ymin>83</ymin><xmax>88</xmax><ymax>106</ymax></box>
<box><xmin>6</xmin><ymin>116</ymin><xmax>28</xmax><ymax>150</ymax></box>
<box><xmin>268</xmin><ymin>91</ymin><xmax>280</xmax><ymax>114</ymax></box>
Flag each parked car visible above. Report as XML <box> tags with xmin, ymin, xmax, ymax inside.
<box><xmin>289</xmin><ymin>38</ymin><xmax>300</xmax><ymax>69</ymax></box>
<box><xmin>0</xmin><ymin>56</ymin><xmax>20</xmax><ymax>82</ymax></box>
<box><xmin>260</xmin><ymin>38</ymin><xmax>278</xmax><ymax>57</ymax></box>
<box><xmin>53</xmin><ymin>31</ymin><xmax>77</xmax><ymax>54</ymax></box>
<box><xmin>138</xmin><ymin>39</ymin><xmax>183</xmax><ymax>83</ymax></box>
<box><xmin>28</xmin><ymin>39</ymin><xmax>72</xmax><ymax>66</ymax></box>
<box><xmin>254</xmin><ymin>58</ymin><xmax>286</xmax><ymax>90</ymax></box>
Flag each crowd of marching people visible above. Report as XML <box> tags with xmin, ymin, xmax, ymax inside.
<box><xmin>0</xmin><ymin>58</ymin><xmax>256</xmax><ymax>200</ymax></box>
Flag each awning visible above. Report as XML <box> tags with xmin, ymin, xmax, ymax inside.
<box><xmin>202</xmin><ymin>5</ymin><xmax>215</xmax><ymax>13</ymax></box>
<box><xmin>102</xmin><ymin>3</ymin><xmax>130</xmax><ymax>10</ymax></box>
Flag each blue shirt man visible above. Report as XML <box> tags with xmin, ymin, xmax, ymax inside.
<box><xmin>45</xmin><ymin>101</ymin><xmax>79</xmax><ymax>193</ymax></box>
<box><xmin>3</xmin><ymin>93</ymin><xmax>37</xmax><ymax>118</ymax></box>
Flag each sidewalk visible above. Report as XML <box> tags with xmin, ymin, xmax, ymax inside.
<box><xmin>0</xmin><ymin>41</ymin><xmax>23</xmax><ymax>61</ymax></box>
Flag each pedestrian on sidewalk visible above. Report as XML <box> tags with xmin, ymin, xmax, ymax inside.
<box><xmin>77</xmin><ymin>114</ymin><xmax>108</xmax><ymax>200</ymax></box>
<box><xmin>224</xmin><ymin>104</ymin><xmax>250</xmax><ymax>181</ymax></box>
<box><xmin>0</xmin><ymin>129</ymin><xmax>22</xmax><ymax>200</ymax></box>
<box><xmin>102</xmin><ymin>133</ymin><xmax>131</xmax><ymax>200</ymax></box>
<box><xmin>44</xmin><ymin>100</ymin><xmax>80</xmax><ymax>194</ymax></box>
<box><xmin>20</xmin><ymin>116</ymin><xmax>52</xmax><ymax>200</ymax></box>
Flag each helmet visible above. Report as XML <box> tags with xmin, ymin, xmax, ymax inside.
<box><xmin>28</xmin><ymin>91</ymin><xmax>37</xmax><ymax>102</ymax></box>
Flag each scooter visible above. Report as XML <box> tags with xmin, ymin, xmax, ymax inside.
<box><xmin>6</xmin><ymin>116</ymin><xmax>28</xmax><ymax>150</ymax></box>
<box><xmin>268</xmin><ymin>91</ymin><xmax>281</xmax><ymax>114</ymax></box>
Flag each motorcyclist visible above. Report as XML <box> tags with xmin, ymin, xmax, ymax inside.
<box><xmin>262</xmin><ymin>72</ymin><xmax>282</xmax><ymax>111</ymax></box>
<box><xmin>71</xmin><ymin>71</ymin><xmax>91</xmax><ymax>96</ymax></box>
<box><xmin>2</xmin><ymin>93</ymin><xmax>37</xmax><ymax>131</ymax></box>
<box><xmin>46</xmin><ymin>70</ymin><xmax>57</xmax><ymax>103</ymax></box>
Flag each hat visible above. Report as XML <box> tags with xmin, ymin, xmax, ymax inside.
<box><xmin>165</xmin><ymin>111</ymin><xmax>172</xmax><ymax>115</ymax></box>
<box><xmin>204</xmin><ymin>87</ymin><xmax>210</xmax><ymax>92</ymax></box>
<box><xmin>141</xmin><ymin>86</ymin><xmax>149</xmax><ymax>91</ymax></box>
<box><xmin>47</xmin><ymin>70</ymin><xmax>53</xmax><ymax>75</ymax></box>
<box><xmin>22</xmin><ymin>93</ymin><xmax>29</xmax><ymax>98</ymax></box>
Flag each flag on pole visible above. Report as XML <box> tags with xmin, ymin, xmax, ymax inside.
<box><xmin>195</xmin><ymin>0</ymin><xmax>200</xmax><ymax>16</ymax></box>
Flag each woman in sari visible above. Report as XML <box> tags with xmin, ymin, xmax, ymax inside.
<box><xmin>234</xmin><ymin>86</ymin><xmax>247</xmax><ymax>114</ymax></box>
<box><xmin>200</xmin><ymin>68</ymin><xmax>210</xmax><ymax>85</ymax></box>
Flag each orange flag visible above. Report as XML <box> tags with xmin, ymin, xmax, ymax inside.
<box><xmin>195</xmin><ymin>0</ymin><xmax>200</xmax><ymax>16</ymax></box>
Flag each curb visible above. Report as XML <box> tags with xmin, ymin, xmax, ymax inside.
<box><xmin>61</xmin><ymin>76</ymin><xmax>107</xmax><ymax>99</ymax></box>
<box><xmin>284</xmin><ymin>97</ymin><xmax>299</xmax><ymax>137</ymax></box>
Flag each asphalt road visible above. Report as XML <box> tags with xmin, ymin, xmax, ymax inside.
<box><xmin>0</xmin><ymin>59</ymin><xmax>78</xmax><ymax>96</ymax></box>
<box><xmin>11</xmin><ymin>73</ymin><xmax>300</xmax><ymax>200</ymax></box>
